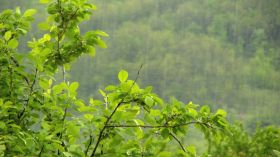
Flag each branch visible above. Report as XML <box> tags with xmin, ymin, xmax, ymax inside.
<box><xmin>106</xmin><ymin>122</ymin><xmax>211</xmax><ymax>154</ymax></box>
<box><xmin>105</xmin><ymin>121</ymin><xmax>212</xmax><ymax>129</ymax></box>
<box><xmin>3</xmin><ymin>48</ymin><xmax>30</xmax><ymax>86</ymax></box>
<box><xmin>58</xmin><ymin>67</ymin><xmax>68</xmax><ymax>155</ymax></box>
<box><xmin>18</xmin><ymin>68</ymin><xmax>38</xmax><ymax>122</ymax></box>
<box><xmin>84</xmin><ymin>134</ymin><xmax>93</xmax><ymax>155</ymax></box>
<box><xmin>11</xmin><ymin>56</ymin><xmax>30</xmax><ymax>85</ymax></box>
<box><xmin>62</xmin><ymin>66</ymin><xmax>66</xmax><ymax>82</ymax></box>
<box><xmin>89</xmin><ymin>64</ymin><xmax>143</xmax><ymax>157</ymax></box>
<box><xmin>38</xmin><ymin>145</ymin><xmax>44</xmax><ymax>157</ymax></box>
<box><xmin>169</xmin><ymin>132</ymin><xmax>186</xmax><ymax>153</ymax></box>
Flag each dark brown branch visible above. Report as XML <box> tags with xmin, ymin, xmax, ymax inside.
<box><xmin>169</xmin><ymin>132</ymin><xmax>186</xmax><ymax>153</ymax></box>
<box><xmin>89</xmin><ymin>64</ymin><xmax>143</xmax><ymax>157</ymax></box>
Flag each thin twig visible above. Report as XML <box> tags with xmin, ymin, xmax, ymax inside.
<box><xmin>105</xmin><ymin>121</ymin><xmax>212</xmax><ymax>129</ymax></box>
<box><xmin>62</xmin><ymin>66</ymin><xmax>66</xmax><ymax>82</ymax></box>
<box><xmin>58</xmin><ymin>68</ymin><xmax>67</xmax><ymax>155</ymax></box>
<box><xmin>18</xmin><ymin>68</ymin><xmax>38</xmax><ymax>122</ymax></box>
<box><xmin>10</xmin><ymin>56</ymin><xmax>30</xmax><ymax>85</ymax></box>
<box><xmin>38</xmin><ymin>145</ymin><xmax>44</xmax><ymax>157</ymax></box>
<box><xmin>89</xmin><ymin>64</ymin><xmax>143</xmax><ymax>157</ymax></box>
<box><xmin>169</xmin><ymin>132</ymin><xmax>186</xmax><ymax>153</ymax></box>
<box><xmin>84</xmin><ymin>134</ymin><xmax>93</xmax><ymax>155</ymax></box>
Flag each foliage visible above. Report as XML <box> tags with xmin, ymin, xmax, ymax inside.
<box><xmin>66</xmin><ymin>0</ymin><xmax>280</xmax><ymax>127</ymax></box>
<box><xmin>207</xmin><ymin>123</ymin><xmax>280</xmax><ymax>157</ymax></box>
<box><xmin>0</xmin><ymin>0</ymin><xmax>229</xmax><ymax>156</ymax></box>
<box><xmin>1</xmin><ymin>0</ymin><xmax>280</xmax><ymax>129</ymax></box>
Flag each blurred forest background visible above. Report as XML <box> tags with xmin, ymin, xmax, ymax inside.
<box><xmin>1</xmin><ymin>0</ymin><xmax>280</xmax><ymax>131</ymax></box>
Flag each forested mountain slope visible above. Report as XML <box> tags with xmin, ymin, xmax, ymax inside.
<box><xmin>71</xmin><ymin>0</ymin><xmax>280</xmax><ymax>128</ymax></box>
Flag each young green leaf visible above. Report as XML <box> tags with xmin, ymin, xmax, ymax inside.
<box><xmin>40</xmin><ymin>0</ymin><xmax>49</xmax><ymax>4</ymax></box>
<box><xmin>144</xmin><ymin>96</ymin><xmax>154</xmax><ymax>107</ymax></box>
<box><xmin>96</xmin><ymin>38</ymin><xmax>107</xmax><ymax>48</ymax></box>
<box><xmin>186</xmin><ymin>145</ymin><xmax>196</xmax><ymax>156</ymax></box>
<box><xmin>215</xmin><ymin>109</ymin><xmax>227</xmax><ymax>117</ymax></box>
<box><xmin>118</xmin><ymin>70</ymin><xmax>128</xmax><ymax>83</ymax></box>
<box><xmin>87</xmin><ymin>46</ymin><xmax>96</xmax><ymax>57</ymax></box>
<box><xmin>69</xmin><ymin>82</ymin><xmax>79</xmax><ymax>93</ymax></box>
<box><xmin>38</xmin><ymin>22</ymin><xmax>51</xmax><ymax>30</ymax></box>
<box><xmin>4</xmin><ymin>31</ymin><xmax>12</xmax><ymax>41</ymax></box>
<box><xmin>23</xmin><ymin>9</ymin><xmax>37</xmax><ymax>17</ymax></box>
<box><xmin>8</xmin><ymin>38</ymin><xmax>19</xmax><ymax>49</ymax></box>
<box><xmin>94</xmin><ymin>30</ymin><xmax>109</xmax><ymax>37</ymax></box>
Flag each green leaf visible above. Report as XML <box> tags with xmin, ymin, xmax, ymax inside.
<box><xmin>67</xmin><ymin>123</ymin><xmax>80</xmax><ymax>137</ymax></box>
<box><xmin>273</xmin><ymin>150</ymin><xmax>280</xmax><ymax>157</ymax></box>
<box><xmin>0</xmin><ymin>122</ymin><xmax>6</xmax><ymax>129</ymax></box>
<box><xmin>84</xmin><ymin>114</ymin><xmax>93</xmax><ymax>121</ymax></box>
<box><xmin>186</xmin><ymin>145</ymin><xmax>196</xmax><ymax>156</ymax></box>
<box><xmin>150</xmin><ymin>109</ymin><xmax>161</xmax><ymax>116</ymax></box>
<box><xmin>217</xmin><ymin>118</ymin><xmax>228</xmax><ymax>127</ymax></box>
<box><xmin>0</xmin><ymin>23</ymin><xmax>5</xmax><ymax>29</ymax></box>
<box><xmin>200</xmin><ymin>105</ymin><xmax>210</xmax><ymax>115</ymax></box>
<box><xmin>84</xmin><ymin>3</ymin><xmax>97</xmax><ymax>10</ymax></box>
<box><xmin>4</xmin><ymin>31</ymin><xmax>12</xmax><ymax>41</ymax></box>
<box><xmin>69</xmin><ymin>82</ymin><xmax>79</xmax><ymax>93</ymax></box>
<box><xmin>188</xmin><ymin>108</ymin><xmax>198</xmax><ymax>118</ymax></box>
<box><xmin>23</xmin><ymin>9</ymin><xmax>37</xmax><ymax>17</ymax></box>
<box><xmin>96</xmin><ymin>38</ymin><xmax>107</xmax><ymax>48</ymax></box>
<box><xmin>94</xmin><ymin>30</ymin><xmax>109</xmax><ymax>37</ymax></box>
<box><xmin>17</xmin><ymin>28</ymin><xmax>27</xmax><ymax>34</ymax></box>
<box><xmin>15</xmin><ymin>7</ymin><xmax>21</xmax><ymax>15</ymax></box>
<box><xmin>105</xmin><ymin>85</ymin><xmax>117</xmax><ymax>91</ymax></box>
<box><xmin>43</xmin><ymin>34</ymin><xmax>51</xmax><ymax>41</ymax></box>
<box><xmin>133</xmin><ymin>119</ymin><xmax>144</xmax><ymax>139</ymax></box>
<box><xmin>144</xmin><ymin>96</ymin><xmax>154</xmax><ymax>106</ymax></box>
<box><xmin>88</xmin><ymin>46</ymin><xmax>95</xmax><ymax>57</ymax></box>
<box><xmin>7</xmin><ymin>38</ymin><xmax>19</xmax><ymax>49</ymax></box>
<box><xmin>161</xmin><ymin>128</ymin><xmax>169</xmax><ymax>138</ymax></box>
<box><xmin>215</xmin><ymin>109</ymin><xmax>227</xmax><ymax>117</ymax></box>
<box><xmin>40</xmin><ymin>0</ymin><xmax>49</xmax><ymax>3</ymax></box>
<box><xmin>39</xmin><ymin>79</ymin><xmax>49</xmax><ymax>90</ymax></box>
<box><xmin>158</xmin><ymin>151</ymin><xmax>172</xmax><ymax>157</ymax></box>
<box><xmin>38</xmin><ymin>22</ymin><xmax>50</xmax><ymax>30</ymax></box>
<box><xmin>63</xmin><ymin>152</ymin><xmax>72</xmax><ymax>157</ymax></box>
<box><xmin>118</xmin><ymin>70</ymin><xmax>128</xmax><ymax>83</ymax></box>
<box><xmin>153</xmin><ymin>95</ymin><xmax>164</xmax><ymax>105</ymax></box>
<box><xmin>177</xmin><ymin>150</ymin><xmax>189</xmax><ymax>157</ymax></box>
<box><xmin>41</xmin><ymin>48</ymin><xmax>51</xmax><ymax>56</ymax></box>
<box><xmin>52</xmin><ymin>85</ymin><xmax>63</xmax><ymax>95</ymax></box>
<box><xmin>99</xmin><ymin>89</ymin><xmax>106</xmax><ymax>97</ymax></box>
